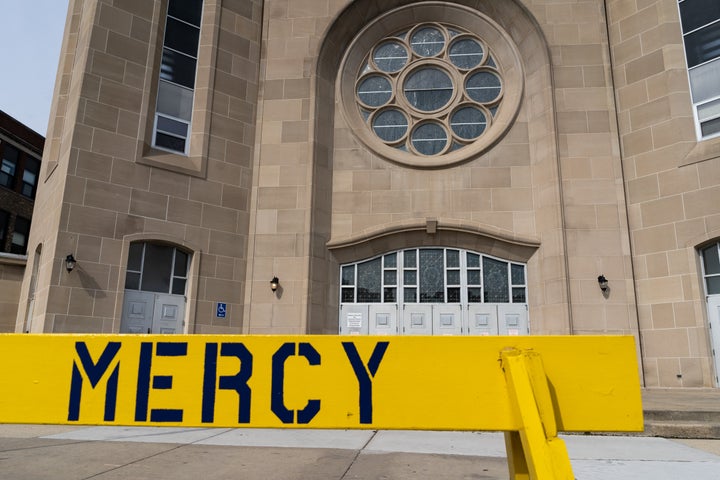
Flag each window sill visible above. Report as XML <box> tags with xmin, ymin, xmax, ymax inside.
<box><xmin>140</xmin><ymin>146</ymin><xmax>206</xmax><ymax>178</ymax></box>
<box><xmin>680</xmin><ymin>136</ymin><xmax>720</xmax><ymax>167</ymax></box>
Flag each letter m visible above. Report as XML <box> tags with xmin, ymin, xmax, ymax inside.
<box><xmin>67</xmin><ymin>342</ymin><xmax>121</xmax><ymax>422</ymax></box>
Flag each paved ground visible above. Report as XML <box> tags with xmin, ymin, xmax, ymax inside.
<box><xmin>1</xmin><ymin>424</ymin><xmax>719</xmax><ymax>480</ymax></box>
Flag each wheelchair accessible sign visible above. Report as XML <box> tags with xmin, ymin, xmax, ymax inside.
<box><xmin>216</xmin><ymin>303</ymin><xmax>226</xmax><ymax>318</ymax></box>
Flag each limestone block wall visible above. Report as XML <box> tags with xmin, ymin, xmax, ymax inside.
<box><xmin>607</xmin><ymin>0</ymin><xmax>719</xmax><ymax>387</ymax></box>
<box><xmin>17</xmin><ymin>0</ymin><xmax>263</xmax><ymax>334</ymax></box>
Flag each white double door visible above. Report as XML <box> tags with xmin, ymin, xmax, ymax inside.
<box><xmin>339</xmin><ymin>303</ymin><xmax>528</xmax><ymax>336</ymax></box>
<box><xmin>708</xmin><ymin>296</ymin><xmax>720</xmax><ymax>386</ymax></box>
<box><xmin>120</xmin><ymin>290</ymin><xmax>185</xmax><ymax>334</ymax></box>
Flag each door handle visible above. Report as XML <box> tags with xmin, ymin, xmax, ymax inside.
<box><xmin>147</xmin><ymin>328</ymin><xmax>151</xmax><ymax>334</ymax></box>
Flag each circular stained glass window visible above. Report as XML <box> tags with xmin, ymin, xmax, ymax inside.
<box><xmin>374</xmin><ymin>41</ymin><xmax>409</xmax><ymax>72</ymax></box>
<box><xmin>351</xmin><ymin>21</ymin><xmax>507</xmax><ymax>160</ymax></box>
<box><xmin>450</xmin><ymin>106</ymin><xmax>487</xmax><ymax>139</ymax></box>
<box><xmin>403</xmin><ymin>68</ymin><xmax>454</xmax><ymax>112</ymax></box>
<box><xmin>466</xmin><ymin>71</ymin><xmax>502</xmax><ymax>104</ymax></box>
<box><xmin>372</xmin><ymin>109</ymin><xmax>408</xmax><ymax>142</ymax></box>
<box><xmin>412</xmin><ymin>122</ymin><xmax>447</xmax><ymax>155</ymax></box>
<box><xmin>411</xmin><ymin>26</ymin><xmax>445</xmax><ymax>57</ymax></box>
<box><xmin>357</xmin><ymin>75</ymin><xmax>392</xmax><ymax>107</ymax></box>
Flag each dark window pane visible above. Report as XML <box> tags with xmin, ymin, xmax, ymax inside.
<box><xmin>168</xmin><ymin>0</ymin><xmax>203</xmax><ymax>26</ymax></box>
<box><xmin>160</xmin><ymin>48</ymin><xmax>197</xmax><ymax>88</ymax></box>
<box><xmin>707</xmin><ymin>276</ymin><xmax>720</xmax><ymax>295</ymax></box>
<box><xmin>384</xmin><ymin>253</ymin><xmax>397</xmax><ymax>268</ymax></box>
<box><xmin>372</xmin><ymin>109</ymin><xmax>408</xmax><ymax>142</ymax></box>
<box><xmin>684</xmin><ymin>21</ymin><xmax>720</xmax><ymax>67</ymax></box>
<box><xmin>467</xmin><ymin>269</ymin><xmax>481</xmax><ymax>285</ymax></box>
<box><xmin>451</xmin><ymin>106</ymin><xmax>487</xmax><ymax>139</ymax></box>
<box><xmin>703</xmin><ymin>244</ymin><xmax>720</xmax><ymax>275</ymax></box>
<box><xmin>341</xmin><ymin>288</ymin><xmax>355</xmax><ymax>303</ymax></box>
<box><xmin>155</xmin><ymin>131</ymin><xmax>187</xmax><ymax>153</ymax></box>
<box><xmin>165</xmin><ymin>17</ymin><xmax>200</xmax><ymax>57</ymax></box>
<box><xmin>511</xmin><ymin>264</ymin><xmax>525</xmax><ymax>285</ymax></box>
<box><xmin>21</xmin><ymin>157</ymin><xmax>39</xmax><ymax>197</ymax></box>
<box><xmin>125</xmin><ymin>272</ymin><xmax>141</xmax><ymax>290</ymax></box>
<box><xmin>449</xmin><ymin>38</ymin><xmax>483</xmax><ymax>69</ymax></box>
<box><xmin>404</xmin><ymin>288</ymin><xmax>417</xmax><ymax>303</ymax></box>
<box><xmin>373</xmin><ymin>41</ymin><xmax>408</xmax><ymax>72</ymax></box>
<box><xmin>468</xmin><ymin>287</ymin><xmax>482</xmax><ymax>303</ymax></box>
<box><xmin>357</xmin><ymin>75</ymin><xmax>392</xmax><ymax>107</ymax></box>
<box><xmin>174</xmin><ymin>250</ymin><xmax>188</xmax><ymax>277</ymax></box>
<box><xmin>680</xmin><ymin>0</ymin><xmax>720</xmax><ymax>33</ymax></box>
<box><xmin>447</xmin><ymin>287</ymin><xmax>460</xmax><ymax>302</ymax></box>
<box><xmin>384</xmin><ymin>287</ymin><xmax>396</xmax><ymax>303</ymax></box>
<box><xmin>701</xmin><ymin>116</ymin><xmax>720</xmax><ymax>137</ymax></box>
<box><xmin>404</xmin><ymin>68</ymin><xmax>453</xmax><ymax>111</ymax></box>
<box><xmin>410</xmin><ymin>26</ymin><xmax>445</xmax><ymax>57</ymax></box>
<box><xmin>342</xmin><ymin>265</ymin><xmax>355</xmax><ymax>285</ymax></box>
<box><xmin>0</xmin><ymin>210</ymin><xmax>7</xmax><ymax>246</ymax></box>
<box><xmin>357</xmin><ymin>257</ymin><xmax>381</xmax><ymax>302</ymax></box>
<box><xmin>466</xmin><ymin>71</ymin><xmax>502</xmax><ymax>103</ymax></box>
<box><xmin>447</xmin><ymin>269</ymin><xmax>460</xmax><ymax>285</ymax></box>
<box><xmin>1</xmin><ymin>145</ymin><xmax>19</xmax><ymax>188</ymax></box>
<box><xmin>419</xmin><ymin>249</ymin><xmax>444</xmax><ymax>302</ymax></box>
<box><xmin>412</xmin><ymin>122</ymin><xmax>447</xmax><ymax>155</ymax></box>
<box><xmin>404</xmin><ymin>250</ymin><xmax>416</xmax><ymax>268</ymax></box>
<box><xmin>141</xmin><ymin>244</ymin><xmax>174</xmax><ymax>293</ymax></box>
<box><xmin>10</xmin><ymin>216</ymin><xmax>30</xmax><ymax>254</ymax></box>
<box><xmin>483</xmin><ymin>256</ymin><xmax>509</xmax><ymax>303</ymax></box>
<box><xmin>172</xmin><ymin>278</ymin><xmax>187</xmax><ymax>295</ymax></box>
<box><xmin>128</xmin><ymin>243</ymin><xmax>143</xmax><ymax>271</ymax></box>
<box><xmin>467</xmin><ymin>252</ymin><xmax>480</xmax><ymax>268</ymax></box>
<box><xmin>383</xmin><ymin>270</ymin><xmax>396</xmax><ymax>285</ymax></box>
<box><xmin>404</xmin><ymin>270</ymin><xmax>417</xmax><ymax>285</ymax></box>
<box><xmin>512</xmin><ymin>287</ymin><xmax>526</xmax><ymax>303</ymax></box>
<box><xmin>446</xmin><ymin>249</ymin><xmax>459</xmax><ymax>268</ymax></box>
<box><xmin>156</xmin><ymin>115</ymin><xmax>189</xmax><ymax>137</ymax></box>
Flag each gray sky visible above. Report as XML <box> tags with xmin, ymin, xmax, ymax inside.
<box><xmin>0</xmin><ymin>0</ymin><xmax>70</xmax><ymax>136</ymax></box>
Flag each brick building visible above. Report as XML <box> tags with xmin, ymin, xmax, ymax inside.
<box><xmin>0</xmin><ymin>110</ymin><xmax>44</xmax><ymax>331</ymax></box>
<box><xmin>13</xmin><ymin>0</ymin><xmax>720</xmax><ymax>388</ymax></box>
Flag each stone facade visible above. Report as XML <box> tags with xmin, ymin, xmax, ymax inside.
<box><xmin>12</xmin><ymin>0</ymin><xmax>720</xmax><ymax>388</ymax></box>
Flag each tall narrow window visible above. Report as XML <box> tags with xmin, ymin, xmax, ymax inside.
<box><xmin>153</xmin><ymin>0</ymin><xmax>203</xmax><ymax>154</ymax></box>
<box><xmin>21</xmin><ymin>156</ymin><xmax>40</xmax><ymax>198</ymax></box>
<box><xmin>0</xmin><ymin>143</ymin><xmax>19</xmax><ymax>189</ymax></box>
<box><xmin>679</xmin><ymin>0</ymin><xmax>720</xmax><ymax>139</ymax></box>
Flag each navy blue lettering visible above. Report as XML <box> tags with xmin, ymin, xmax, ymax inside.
<box><xmin>68</xmin><ymin>341</ymin><xmax>121</xmax><ymax>421</ymax></box>
<box><xmin>202</xmin><ymin>343</ymin><xmax>253</xmax><ymax>424</ymax></box>
<box><xmin>135</xmin><ymin>342</ymin><xmax>188</xmax><ymax>423</ymax></box>
<box><xmin>342</xmin><ymin>341</ymin><xmax>389</xmax><ymax>424</ymax></box>
<box><xmin>271</xmin><ymin>342</ymin><xmax>321</xmax><ymax>424</ymax></box>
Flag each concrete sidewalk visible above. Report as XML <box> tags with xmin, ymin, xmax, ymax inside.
<box><xmin>642</xmin><ymin>388</ymin><xmax>720</xmax><ymax>438</ymax></box>
<box><xmin>1</xmin><ymin>424</ymin><xmax>720</xmax><ymax>480</ymax></box>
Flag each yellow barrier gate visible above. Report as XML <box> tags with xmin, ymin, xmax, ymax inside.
<box><xmin>0</xmin><ymin>334</ymin><xmax>642</xmax><ymax>479</ymax></box>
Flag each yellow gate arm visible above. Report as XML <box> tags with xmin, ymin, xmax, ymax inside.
<box><xmin>0</xmin><ymin>334</ymin><xmax>642</xmax><ymax>477</ymax></box>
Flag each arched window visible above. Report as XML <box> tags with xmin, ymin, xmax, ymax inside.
<box><xmin>121</xmin><ymin>242</ymin><xmax>190</xmax><ymax>334</ymax></box>
<box><xmin>339</xmin><ymin>248</ymin><xmax>528</xmax><ymax>336</ymax></box>
<box><xmin>340</xmin><ymin>247</ymin><xmax>526</xmax><ymax>305</ymax></box>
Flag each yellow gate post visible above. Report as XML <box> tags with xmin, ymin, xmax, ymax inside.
<box><xmin>501</xmin><ymin>348</ymin><xmax>575</xmax><ymax>480</ymax></box>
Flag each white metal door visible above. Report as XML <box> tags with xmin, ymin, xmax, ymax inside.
<box><xmin>152</xmin><ymin>294</ymin><xmax>185</xmax><ymax>334</ymax></box>
<box><xmin>340</xmin><ymin>305</ymin><xmax>369</xmax><ymax>335</ymax></box>
<box><xmin>369</xmin><ymin>304</ymin><xmax>398</xmax><ymax>335</ymax></box>
<box><xmin>120</xmin><ymin>291</ymin><xmax>154</xmax><ymax>333</ymax></box>
<box><xmin>433</xmin><ymin>304</ymin><xmax>463</xmax><ymax>335</ymax></box>
<box><xmin>402</xmin><ymin>305</ymin><xmax>432</xmax><ymax>335</ymax></box>
<box><xmin>498</xmin><ymin>304</ymin><xmax>529</xmax><ymax>335</ymax></box>
<box><xmin>708</xmin><ymin>296</ymin><xmax>720</xmax><ymax>386</ymax></box>
<box><xmin>467</xmin><ymin>304</ymin><xmax>499</xmax><ymax>335</ymax></box>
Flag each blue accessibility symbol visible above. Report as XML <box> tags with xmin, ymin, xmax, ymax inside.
<box><xmin>216</xmin><ymin>302</ymin><xmax>227</xmax><ymax>318</ymax></box>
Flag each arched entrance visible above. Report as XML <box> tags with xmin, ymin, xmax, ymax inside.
<box><xmin>339</xmin><ymin>247</ymin><xmax>528</xmax><ymax>335</ymax></box>
<box><xmin>701</xmin><ymin>242</ymin><xmax>720</xmax><ymax>385</ymax></box>
<box><xmin>120</xmin><ymin>242</ymin><xmax>190</xmax><ymax>334</ymax></box>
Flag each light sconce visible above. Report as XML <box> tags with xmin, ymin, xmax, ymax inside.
<box><xmin>65</xmin><ymin>254</ymin><xmax>77</xmax><ymax>273</ymax></box>
<box><xmin>597</xmin><ymin>274</ymin><xmax>608</xmax><ymax>293</ymax></box>
<box><xmin>270</xmin><ymin>276</ymin><xmax>279</xmax><ymax>292</ymax></box>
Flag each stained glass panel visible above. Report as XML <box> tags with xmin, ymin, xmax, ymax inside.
<box><xmin>357</xmin><ymin>257</ymin><xmax>382</xmax><ymax>302</ymax></box>
<box><xmin>483</xmin><ymin>256</ymin><xmax>509</xmax><ymax>303</ymax></box>
<box><xmin>420</xmin><ymin>249</ymin><xmax>444</xmax><ymax>303</ymax></box>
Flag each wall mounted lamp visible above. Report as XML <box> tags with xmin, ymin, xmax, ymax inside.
<box><xmin>270</xmin><ymin>276</ymin><xmax>279</xmax><ymax>292</ymax></box>
<box><xmin>597</xmin><ymin>274</ymin><xmax>608</xmax><ymax>292</ymax></box>
<box><xmin>65</xmin><ymin>254</ymin><xmax>77</xmax><ymax>273</ymax></box>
